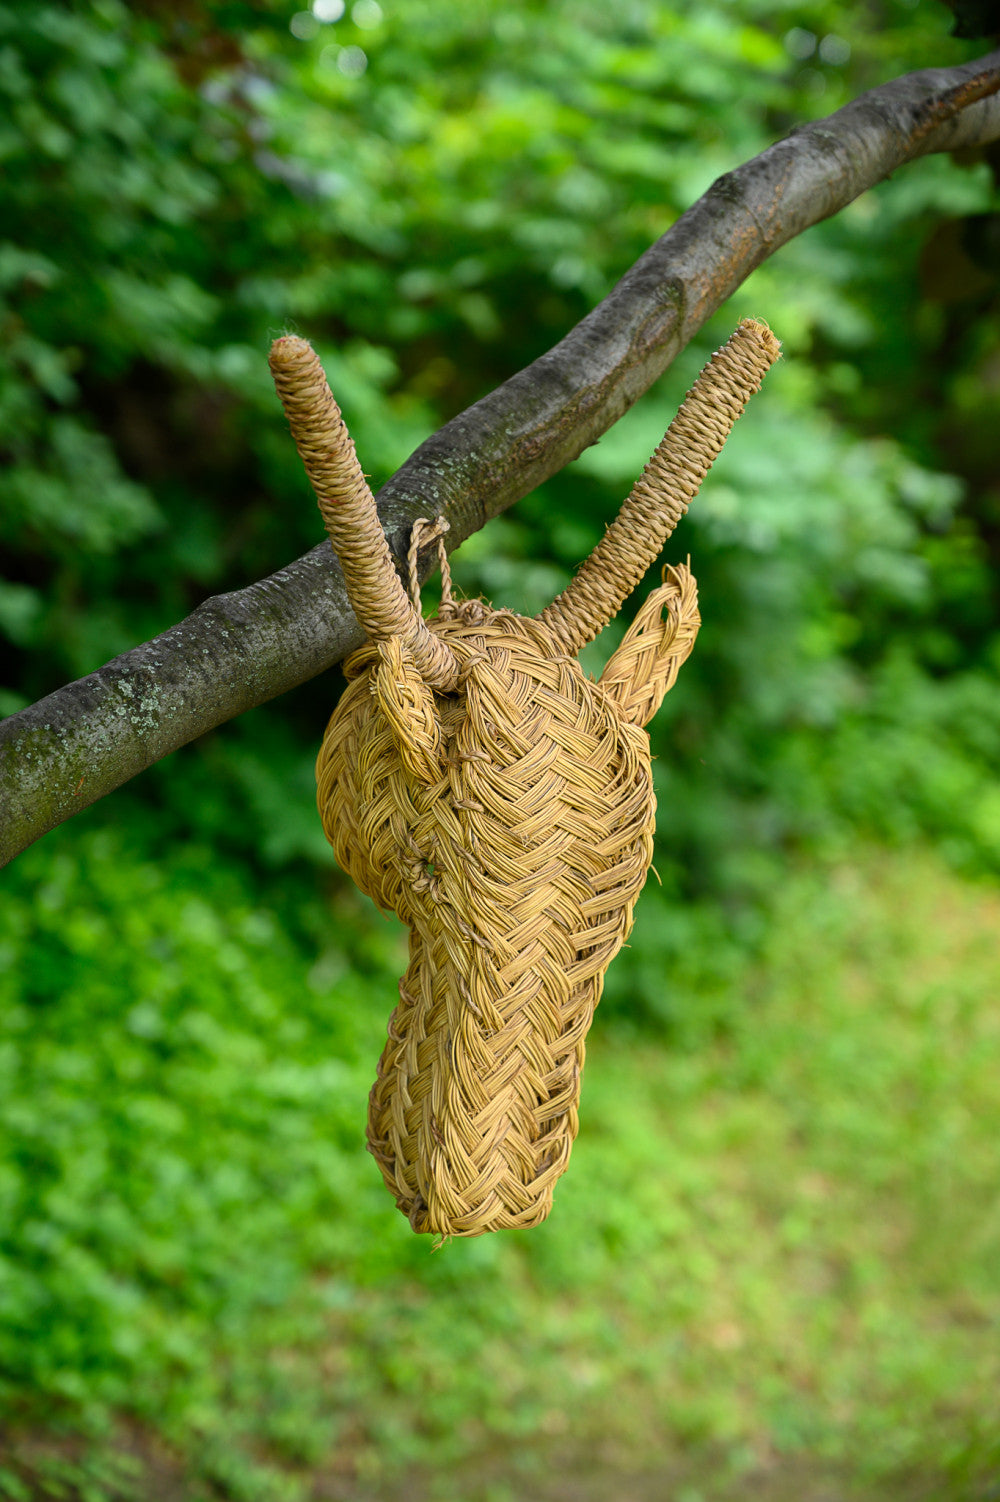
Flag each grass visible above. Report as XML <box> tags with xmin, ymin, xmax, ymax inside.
<box><xmin>1</xmin><ymin>823</ymin><xmax>999</xmax><ymax>1501</ymax></box>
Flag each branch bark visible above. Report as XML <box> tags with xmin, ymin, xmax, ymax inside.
<box><xmin>2</xmin><ymin>50</ymin><xmax>1000</xmax><ymax>868</ymax></box>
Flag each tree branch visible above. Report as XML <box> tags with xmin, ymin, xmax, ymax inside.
<box><xmin>2</xmin><ymin>50</ymin><xmax>1000</xmax><ymax>867</ymax></box>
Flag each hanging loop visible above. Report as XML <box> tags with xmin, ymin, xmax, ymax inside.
<box><xmin>407</xmin><ymin>517</ymin><xmax>454</xmax><ymax>618</ymax></box>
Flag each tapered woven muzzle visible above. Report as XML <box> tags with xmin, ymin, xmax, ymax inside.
<box><xmin>317</xmin><ymin>594</ymin><xmax>692</xmax><ymax>1236</ymax></box>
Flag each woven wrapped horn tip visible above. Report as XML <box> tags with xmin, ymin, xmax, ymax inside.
<box><xmin>735</xmin><ymin>317</ymin><xmax>782</xmax><ymax>364</ymax></box>
<box><xmin>268</xmin><ymin>334</ymin><xmax>327</xmax><ymax>398</ymax></box>
<box><xmin>268</xmin><ymin>332</ymin><xmax>311</xmax><ymax>363</ymax></box>
<box><xmin>266</xmin><ymin>333</ymin><xmax>353</xmax><ymax>471</ymax></box>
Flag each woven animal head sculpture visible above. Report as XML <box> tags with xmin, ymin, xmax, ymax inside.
<box><xmin>270</xmin><ymin>319</ymin><xmax>780</xmax><ymax>1238</ymax></box>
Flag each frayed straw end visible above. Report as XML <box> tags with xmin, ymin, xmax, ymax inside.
<box><xmin>736</xmin><ymin>317</ymin><xmax>782</xmax><ymax>364</ymax></box>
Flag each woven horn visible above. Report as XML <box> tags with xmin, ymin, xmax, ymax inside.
<box><xmin>537</xmin><ymin>319</ymin><xmax>781</xmax><ymax>656</ymax></box>
<box><xmin>269</xmin><ymin>336</ymin><xmax>460</xmax><ymax>692</ymax></box>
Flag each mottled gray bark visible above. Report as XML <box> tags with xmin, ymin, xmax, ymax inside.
<box><xmin>2</xmin><ymin>50</ymin><xmax>999</xmax><ymax>867</ymax></box>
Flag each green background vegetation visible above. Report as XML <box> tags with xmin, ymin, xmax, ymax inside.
<box><xmin>1</xmin><ymin>1</ymin><xmax>998</xmax><ymax>1497</ymax></box>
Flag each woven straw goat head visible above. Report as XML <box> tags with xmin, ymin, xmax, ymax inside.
<box><xmin>270</xmin><ymin>320</ymin><xmax>779</xmax><ymax>1238</ymax></box>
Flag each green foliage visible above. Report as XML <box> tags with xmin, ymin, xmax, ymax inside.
<box><xmin>944</xmin><ymin>0</ymin><xmax>1000</xmax><ymax>39</ymax></box>
<box><xmin>0</xmin><ymin>817</ymin><xmax>399</xmax><ymax>1489</ymax></box>
<box><xmin>2</xmin><ymin>826</ymin><xmax>999</xmax><ymax>1498</ymax></box>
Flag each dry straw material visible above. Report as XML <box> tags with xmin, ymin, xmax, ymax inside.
<box><xmin>269</xmin><ymin>320</ymin><xmax>780</xmax><ymax>1238</ymax></box>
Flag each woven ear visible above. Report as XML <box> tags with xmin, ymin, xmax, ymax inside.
<box><xmin>373</xmin><ymin>636</ymin><xmax>445</xmax><ymax>784</ymax></box>
<box><xmin>597</xmin><ymin>563</ymin><xmax>700</xmax><ymax>728</ymax></box>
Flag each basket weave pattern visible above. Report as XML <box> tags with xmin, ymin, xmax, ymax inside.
<box><xmin>269</xmin><ymin>320</ymin><xmax>779</xmax><ymax>1237</ymax></box>
<box><xmin>318</xmin><ymin>580</ymin><xmax>696</xmax><ymax>1235</ymax></box>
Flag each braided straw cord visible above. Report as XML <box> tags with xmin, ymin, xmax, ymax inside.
<box><xmin>268</xmin><ymin>336</ymin><xmax>460</xmax><ymax>690</ymax></box>
<box><xmin>598</xmin><ymin>562</ymin><xmax>701</xmax><ymax>728</ymax></box>
<box><xmin>538</xmin><ymin>318</ymin><xmax>780</xmax><ymax>656</ymax></box>
<box><xmin>317</xmin><ymin>607</ymin><xmax>657</xmax><ymax>1236</ymax></box>
<box><xmin>407</xmin><ymin>516</ymin><xmax>454</xmax><ymax>617</ymax></box>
